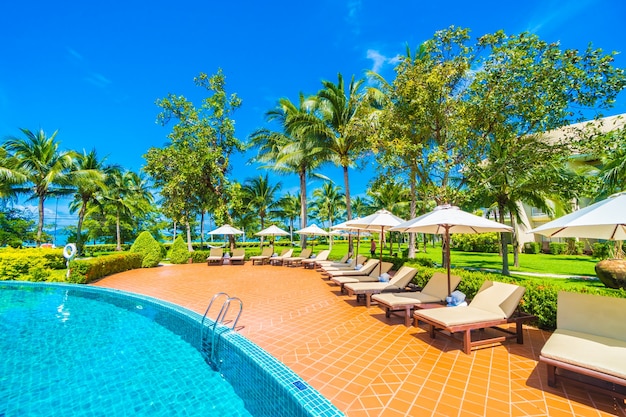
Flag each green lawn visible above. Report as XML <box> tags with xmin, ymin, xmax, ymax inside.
<box><xmin>317</xmin><ymin>240</ymin><xmax>598</xmax><ymax>277</ymax></box>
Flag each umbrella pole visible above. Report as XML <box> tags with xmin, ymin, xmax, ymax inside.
<box><xmin>445</xmin><ymin>226</ymin><xmax>451</xmax><ymax>297</ymax></box>
<box><xmin>379</xmin><ymin>227</ymin><xmax>384</xmax><ymax>276</ymax></box>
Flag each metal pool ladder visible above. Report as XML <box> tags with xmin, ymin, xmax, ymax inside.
<box><xmin>201</xmin><ymin>292</ymin><xmax>243</xmax><ymax>370</ymax></box>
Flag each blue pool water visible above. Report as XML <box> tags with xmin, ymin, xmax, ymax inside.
<box><xmin>0</xmin><ymin>283</ymin><xmax>343</xmax><ymax>417</ymax></box>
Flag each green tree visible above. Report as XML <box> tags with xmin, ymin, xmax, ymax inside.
<box><xmin>168</xmin><ymin>235</ymin><xmax>190</xmax><ymax>264</ymax></box>
<box><xmin>311</xmin><ymin>182</ymin><xmax>345</xmax><ymax>229</ymax></box>
<box><xmin>277</xmin><ymin>192</ymin><xmax>300</xmax><ymax>245</ymax></box>
<box><xmin>292</xmin><ymin>73</ymin><xmax>370</xmax><ymax>251</ymax></box>
<box><xmin>351</xmin><ymin>196</ymin><xmax>373</xmax><ymax>218</ymax></box>
<box><xmin>249</xmin><ymin>94</ymin><xmax>328</xmax><ymax>247</ymax></box>
<box><xmin>145</xmin><ymin>69</ymin><xmax>244</xmax><ymax>251</ymax></box>
<box><xmin>369</xmin><ymin>29</ymin><xmax>476</xmax><ymax>259</ymax></box>
<box><xmin>0</xmin><ymin>208</ymin><xmax>37</xmax><ymax>247</ymax></box>
<box><xmin>0</xmin><ymin>147</ymin><xmax>26</xmax><ymax>201</ymax></box>
<box><xmin>3</xmin><ymin>128</ymin><xmax>76</xmax><ymax>245</ymax></box>
<box><xmin>464</xmin><ymin>30</ymin><xmax>626</xmax><ymax>274</ymax></box>
<box><xmin>68</xmin><ymin>149</ymin><xmax>111</xmax><ymax>255</ymax></box>
<box><xmin>101</xmin><ymin>168</ymin><xmax>153</xmax><ymax>251</ymax></box>
<box><xmin>241</xmin><ymin>174</ymin><xmax>282</xmax><ymax>245</ymax></box>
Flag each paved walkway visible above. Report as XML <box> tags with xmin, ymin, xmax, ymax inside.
<box><xmin>92</xmin><ymin>263</ymin><xmax>624</xmax><ymax>417</ymax></box>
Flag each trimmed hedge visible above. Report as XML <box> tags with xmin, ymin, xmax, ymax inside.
<box><xmin>523</xmin><ymin>242</ymin><xmax>541</xmax><ymax>254</ymax></box>
<box><xmin>68</xmin><ymin>253</ymin><xmax>143</xmax><ymax>284</ymax></box>
<box><xmin>168</xmin><ymin>236</ymin><xmax>191</xmax><ymax>264</ymax></box>
<box><xmin>0</xmin><ymin>248</ymin><xmax>66</xmax><ymax>281</ymax></box>
<box><xmin>130</xmin><ymin>231</ymin><xmax>163</xmax><ymax>267</ymax></box>
<box><xmin>404</xmin><ymin>266</ymin><xmax>626</xmax><ymax>330</ymax></box>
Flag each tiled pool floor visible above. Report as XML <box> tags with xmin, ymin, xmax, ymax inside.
<box><xmin>92</xmin><ymin>263</ymin><xmax>626</xmax><ymax>417</ymax></box>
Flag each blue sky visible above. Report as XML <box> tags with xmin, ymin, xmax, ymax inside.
<box><xmin>2</xmin><ymin>0</ymin><xmax>625</xmax><ymax>235</ymax></box>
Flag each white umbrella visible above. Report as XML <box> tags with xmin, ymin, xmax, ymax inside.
<box><xmin>332</xmin><ymin>217</ymin><xmax>364</xmax><ymax>257</ymax></box>
<box><xmin>296</xmin><ymin>224</ymin><xmax>328</xmax><ymax>249</ymax></box>
<box><xmin>256</xmin><ymin>225</ymin><xmax>289</xmax><ymax>252</ymax></box>
<box><xmin>207</xmin><ymin>224</ymin><xmax>244</xmax><ymax>250</ymax></box>
<box><xmin>391</xmin><ymin>204</ymin><xmax>513</xmax><ymax>296</ymax></box>
<box><xmin>208</xmin><ymin>224</ymin><xmax>244</xmax><ymax>235</ymax></box>
<box><xmin>529</xmin><ymin>192</ymin><xmax>626</xmax><ymax>241</ymax></box>
<box><xmin>347</xmin><ymin>210</ymin><xmax>406</xmax><ymax>275</ymax></box>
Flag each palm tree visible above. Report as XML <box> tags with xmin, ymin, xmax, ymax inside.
<box><xmin>249</xmin><ymin>94</ymin><xmax>328</xmax><ymax>247</ymax></box>
<box><xmin>367</xmin><ymin>178</ymin><xmax>410</xmax><ymax>255</ymax></box>
<box><xmin>350</xmin><ymin>196</ymin><xmax>373</xmax><ymax>219</ymax></box>
<box><xmin>0</xmin><ymin>146</ymin><xmax>26</xmax><ymax>201</ymax></box>
<box><xmin>311</xmin><ymin>182</ymin><xmax>345</xmax><ymax>229</ymax></box>
<box><xmin>292</xmin><ymin>73</ymin><xmax>369</xmax><ymax>251</ymax></box>
<box><xmin>4</xmin><ymin>128</ymin><xmax>76</xmax><ymax>245</ymax></box>
<box><xmin>311</xmin><ymin>182</ymin><xmax>345</xmax><ymax>250</ymax></box>
<box><xmin>241</xmin><ymin>174</ymin><xmax>282</xmax><ymax>245</ymax></box>
<box><xmin>277</xmin><ymin>192</ymin><xmax>300</xmax><ymax>245</ymax></box>
<box><xmin>68</xmin><ymin>149</ymin><xmax>112</xmax><ymax>255</ymax></box>
<box><xmin>101</xmin><ymin>168</ymin><xmax>153</xmax><ymax>251</ymax></box>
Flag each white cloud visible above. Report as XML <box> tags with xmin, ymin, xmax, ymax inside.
<box><xmin>366</xmin><ymin>49</ymin><xmax>400</xmax><ymax>73</ymax></box>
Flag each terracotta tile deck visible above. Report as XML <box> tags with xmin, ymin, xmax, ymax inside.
<box><xmin>92</xmin><ymin>263</ymin><xmax>626</xmax><ymax>417</ymax></box>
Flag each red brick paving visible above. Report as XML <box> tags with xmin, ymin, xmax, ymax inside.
<box><xmin>92</xmin><ymin>263</ymin><xmax>626</xmax><ymax>417</ymax></box>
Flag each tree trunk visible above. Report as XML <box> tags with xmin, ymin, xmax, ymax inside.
<box><xmin>408</xmin><ymin>167</ymin><xmax>417</xmax><ymax>258</ymax></box>
<box><xmin>173</xmin><ymin>221</ymin><xmax>177</xmax><ymax>243</ymax></box>
<box><xmin>343</xmin><ymin>165</ymin><xmax>353</xmax><ymax>253</ymax></box>
<box><xmin>498</xmin><ymin>204</ymin><xmax>510</xmax><ymax>275</ymax></box>
<box><xmin>76</xmin><ymin>201</ymin><xmax>87</xmax><ymax>255</ymax></box>
<box><xmin>186</xmin><ymin>221</ymin><xmax>193</xmax><ymax>252</ymax></box>
<box><xmin>509</xmin><ymin>211</ymin><xmax>520</xmax><ymax>268</ymax></box>
<box><xmin>37</xmin><ymin>195</ymin><xmax>45</xmax><ymax>247</ymax></box>
<box><xmin>299</xmin><ymin>171</ymin><xmax>307</xmax><ymax>248</ymax></box>
<box><xmin>116</xmin><ymin>211</ymin><xmax>122</xmax><ymax>251</ymax></box>
<box><xmin>200</xmin><ymin>210</ymin><xmax>205</xmax><ymax>248</ymax></box>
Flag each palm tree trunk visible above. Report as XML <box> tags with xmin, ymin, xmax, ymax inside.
<box><xmin>299</xmin><ymin>171</ymin><xmax>307</xmax><ymax>248</ymax></box>
<box><xmin>343</xmin><ymin>165</ymin><xmax>353</xmax><ymax>253</ymax></box>
<box><xmin>498</xmin><ymin>204</ymin><xmax>510</xmax><ymax>275</ymax></box>
<box><xmin>200</xmin><ymin>210</ymin><xmax>205</xmax><ymax>248</ymax></box>
<box><xmin>509</xmin><ymin>212</ymin><xmax>520</xmax><ymax>268</ymax></box>
<box><xmin>76</xmin><ymin>202</ymin><xmax>87</xmax><ymax>255</ymax></box>
<box><xmin>116</xmin><ymin>211</ymin><xmax>122</xmax><ymax>251</ymax></box>
<box><xmin>37</xmin><ymin>195</ymin><xmax>45</xmax><ymax>247</ymax></box>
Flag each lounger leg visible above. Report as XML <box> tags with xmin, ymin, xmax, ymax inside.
<box><xmin>365</xmin><ymin>294</ymin><xmax>371</xmax><ymax>308</ymax></box>
<box><xmin>428</xmin><ymin>324</ymin><xmax>436</xmax><ymax>339</ymax></box>
<box><xmin>463</xmin><ymin>329</ymin><xmax>472</xmax><ymax>354</ymax></box>
<box><xmin>516</xmin><ymin>321</ymin><xmax>524</xmax><ymax>344</ymax></box>
<box><xmin>546</xmin><ymin>363</ymin><xmax>557</xmax><ymax>387</ymax></box>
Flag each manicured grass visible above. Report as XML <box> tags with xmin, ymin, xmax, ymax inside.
<box><xmin>317</xmin><ymin>240</ymin><xmax>599</xmax><ymax>277</ymax></box>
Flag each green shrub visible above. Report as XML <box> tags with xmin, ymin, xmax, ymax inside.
<box><xmin>451</xmin><ymin>232</ymin><xmax>500</xmax><ymax>253</ymax></box>
<box><xmin>190</xmin><ymin>250</ymin><xmax>211</xmax><ymax>263</ymax></box>
<box><xmin>549</xmin><ymin>242</ymin><xmax>567</xmax><ymax>255</ymax></box>
<box><xmin>592</xmin><ymin>242</ymin><xmax>616</xmax><ymax>260</ymax></box>
<box><xmin>83</xmin><ymin>243</ymin><xmax>131</xmax><ymax>254</ymax></box>
<box><xmin>168</xmin><ymin>236</ymin><xmax>190</xmax><ymax>264</ymax></box>
<box><xmin>130</xmin><ymin>231</ymin><xmax>163</xmax><ymax>268</ymax></box>
<box><xmin>565</xmin><ymin>238</ymin><xmax>585</xmax><ymax>255</ymax></box>
<box><xmin>0</xmin><ymin>248</ymin><xmax>66</xmax><ymax>280</ymax></box>
<box><xmin>68</xmin><ymin>253</ymin><xmax>143</xmax><ymax>284</ymax></box>
<box><xmin>523</xmin><ymin>242</ymin><xmax>541</xmax><ymax>254</ymax></box>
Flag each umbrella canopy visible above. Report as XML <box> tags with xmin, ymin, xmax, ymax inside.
<box><xmin>256</xmin><ymin>225</ymin><xmax>289</xmax><ymax>237</ymax></box>
<box><xmin>392</xmin><ymin>204</ymin><xmax>512</xmax><ymax>296</ymax></box>
<box><xmin>347</xmin><ymin>210</ymin><xmax>406</xmax><ymax>275</ymax></box>
<box><xmin>529</xmin><ymin>192</ymin><xmax>626</xmax><ymax>241</ymax></box>
<box><xmin>296</xmin><ymin>224</ymin><xmax>328</xmax><ymax>249</ymax></box>
<box><xmin>256</xmin><ymin>225</ymin><xmax>289</xmax><ymax>251</ymax></box>
<box><xmin>295</xmin><ymin>224</ymin><xmax>329</xmax><ymax>236</ymax></box>
<box><xmin>207</xmin><ymin>224</ymin><xmax>244</xmax><ymax>235</ymax></box>
<box><xmin>332</xmin><ymin>217</ymin><xmax>365</xmax><ymax>259</ymax></box>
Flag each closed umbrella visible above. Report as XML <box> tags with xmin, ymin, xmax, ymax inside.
<box><xmin>347</xmin><ymin>210</ymin><xmax>406</xmax><ymax>276</ymax></box>
<box><xmin>391</xmin><ymin>204</ymin><xmax>512</xmax><ymax>296</ymax></box>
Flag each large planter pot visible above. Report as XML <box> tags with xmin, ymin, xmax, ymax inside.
<box><xmin>595</xmin><ymin>259</ymin><xmax>626</xmax><ymax>289</ymax></box>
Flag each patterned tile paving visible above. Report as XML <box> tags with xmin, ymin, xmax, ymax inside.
<box><xmin>92</xmin><ymin>262</ymin><xmax>626</xmax><ymax>417</ymax></box>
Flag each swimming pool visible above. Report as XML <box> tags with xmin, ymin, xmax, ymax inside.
<box><xmin>0</xmin><ymin>282</ymin><xmax>344</xmax><ymax>417</ymax></box>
